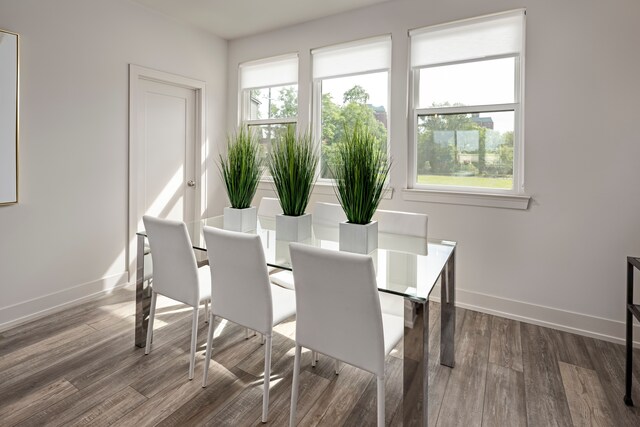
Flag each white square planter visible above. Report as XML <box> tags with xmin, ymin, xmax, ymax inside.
<box><xmin>276</xmin><ymin>213</ymin><xmax>312</xmax><ymax>242</ymax></box>
<box><xmin>223</xmin><ymin>206</ymin><xmax>257</xmax><ymax>232</ymax></box>
<box><xmin>339</xmin><ymin>221</ymin><xmax>378</xmax><ymax>254</ymax></box>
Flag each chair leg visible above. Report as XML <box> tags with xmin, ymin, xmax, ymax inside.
<box><xmin>188</xmin><ymin>306</ymin><xmax>199</xmax><ymax>380</ymax></box>
<box><xmin>289</xmin><ymin>344</ymin><xmax>302</xmax><ymax>427</ymax></box>
<box><xmin>202</xmin><ymin>313</ymin><xmax>215</xmax><ymax>387</ymax></box>
<box><xmin>262</xmin><ymin>335</ymin><xmax>273</xmax><ymax>423</ymax></box>
<box><xmin>334</xmin><ymin>359</ymin><xmax>340</xmax><ymax>375</ymax></box>
<box><xmin>311</xmin><ymin>350</ymin><xmax>317</xmax><ymax>367</ymax></box>
<box><xmin>144</xmin><ymin>291</ymin><xmax>157</xmax><ymax>355</ymax></box>
<box><xmin>377</xmin><ymin>375</ymin><xmax>385</xmax><ymax>426</ymax></box>
<box><xmin>204</xmin><ymin>300</ymin><xmax>209</xmax><ymax>323</ymax></box>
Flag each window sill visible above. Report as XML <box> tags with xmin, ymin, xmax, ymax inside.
<box><xmin>258</xmin><ymin>180</ymin><xmax>394</xmax><ymax>199</ymax></box>
<box><xmin>401</xmin><ymin>188</ymin><xmax>530</xmax><ymax>210</ymax></box>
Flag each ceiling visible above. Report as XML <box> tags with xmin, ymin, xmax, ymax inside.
<box><xmin>132</xmin><ymin>0</ymin><xmax>393</xmax><ymax>40</ymax></box>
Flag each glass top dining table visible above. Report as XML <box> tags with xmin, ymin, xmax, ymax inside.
<box><xmin>134</xmin><ymin>214</ymin><xmax>457</xmax><ymax>426</ymax></box>
<box><xmin>137</xmin><ymin>215</ymin><xmax>456</xmax><ymax>302</ymax></box>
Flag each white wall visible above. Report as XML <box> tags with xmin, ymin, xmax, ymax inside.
<box><xmin>227</xmin><ymin>0</ymin><xmax>640</xmax><ymax>343</ymax></box>
<box><xmin>0</xmin><ymin>0</ymin><xmax>227</xmax><ymax>328</ymax></box>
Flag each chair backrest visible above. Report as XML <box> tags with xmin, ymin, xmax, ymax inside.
<box><xmin>290</xmin><ymin>243</ymin><xmax>385</xmax><ymax>376</ymax></box>
<box><xmin>203</xmin><ymin>226</ymin><xmax>273</xmax><ymax>334</ymax></box>
<box><xmin>313</xmin><ymin>202</ymin><xmax>347</xmax><ymax>225</ymax></box>
<box><xmin>143</xmin><ymin>216</ymin><xmax>200</xmax><ymax>307</ymax></box>
<box><xmin>374</xmin><ymin>209</ymin><xmax>428</xmax><ymax>238</ymax></box>
<box><xmin>258</xmin><ymin>197</ymin><xmax>282</xmax><ymax>217</ymax></box>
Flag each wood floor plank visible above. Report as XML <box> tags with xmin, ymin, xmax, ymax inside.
<box><xmin>0</xmin><ymin>378</ymin><xmax>77</xmax><ymax>426</ymax></box>
<box><xmin>552</xmin><ymin>329</ymin><xmax>594</xmax><ymax>370</ymax></box>
<box><xmin>0</xmin><ymin>324</ymin><xmax>95</xmax><ymax>371</ymax></box>
<box><xmin>235</xmin><ymin>330</ymin><xmax>295</xmax><ymax>377</ymax></box>
<box><xmin>584</xmin><ymin>336</ymin><xmax>640</xmax><ymax>426</ymax></box>
<box><xmin>66</xmin><ymin>386</ymin><xmax>147</xmax><ymax>427</ymax></box>
<box><xmin>205</xmin><ymin>340</ymin><xmax>298</xmax><ymax>426</ymax></box>
<box><xmin>297</xmin><ymin>363</ymin><xmax>372</xmax><ymax>427</ymax></box>
<box><xmin>64</xmin><ymin>316</ymin><xmax>188</xmax><ymax>390</ymax></box>
<box><xmin>0</xmin><ymin>318</ymin><xmax>138</xmax><ymax>387</ymax></box>
<box><xmin>254</xmin><ymin>369</ymin><xmax>331</xmax><ymax>426</ymax></box>
<box><xmin>0</xmin><ymin>290</ymin><xmax>134</xmax><ymax>356</ymax></box>
<box><xmin>86</xmin><ymin>301</ymin><xmax>136</xmax><ymax>331</ymax></box>
<box><xmin>0</xmin><ymin>325</ymin><xmax>135</xmax><ymax>410</ymax></box>
<box><xmin>342</xmin><ymin>355</ymin><xmax>403</xmax><ymax>426</ymax></box>
<box><xmin>488</xmin><ymin>316</ymin><xmax>523</xmax><ymax>372</ymax></box>
<box><xmin>127</xmin><ymin>320</ymin><xmax>211</xmax><ymax>398</ymax></box>
<box><xmin>108</xmin><ymin>376</ymin><xmax>204</xmax><ymax>427</ymax></box>
<box><xmin>436</xmin><ymin>310</ymin><xmax>491</xmax><ymax>427</ymax></box>
<box><xmin>482</xmin><ymin>363</ymin><xmax>527</xmax><ymax>427</ymax></box>
<box><xmin>16</xmin><ymin>385</ymin><xmax>129</xmax><ymax>427</ymax></box>
<box><xmin>521</xmin><ymin>322</ymin><xmax>574</xmax><ymax>427</ymax></box>
<box><xmin>155</xmin><ymin>366</ymin><xmax>254</xmax><ymax>426</ymax></box>
<box><xmin>0</xmin><ymin>324</ymin><xmax>95</xmax><ymax>378</ymax></box>
<box><xmin>558</xmin><ymin>361</ymin><xmax>615</xmax><ymax>427</ymax></box>
<box><xmin>200</xmin><ymin>320</ymin><xmax>265</xmax><ymax>368</ymax></box>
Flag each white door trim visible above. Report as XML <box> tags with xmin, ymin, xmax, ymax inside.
<box><xmin>128</xmin><ymin>64</ymin><xmax>206</xmax><ymax>282</ymax></box>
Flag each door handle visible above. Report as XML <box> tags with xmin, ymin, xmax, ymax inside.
<box><xmin>187</xmin><ymin>180</ymin><xmax>196</xmax><ymax>187</ymax></box>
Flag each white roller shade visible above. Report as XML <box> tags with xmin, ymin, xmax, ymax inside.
<box><xmin>312</xmin><ymin>35</ymin><xmax>391</xmax><ymax>80</ymax></box>
<box><xmin>240</xmin><ymin>54</ymin><xmax>298</xmax><ymax>89</ymax></box>
<box><xmin>410</xmin><ymin>10</ymin><xmax>524</xmax><ymax>68</ymax></box>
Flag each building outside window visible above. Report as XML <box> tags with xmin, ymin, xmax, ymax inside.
<box><xmin>410</xmin><ymin>10</ymin><xmax>526</xmax><ymax>193</ymax></box>
<box><xmin>312</xmin><ymin>36</ymin><xmax>391</xmax><ymax>179</ymax></box>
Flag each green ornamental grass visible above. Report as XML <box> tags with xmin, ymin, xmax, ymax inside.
<box><xmin>332</xmin><ymin>122</ymin><xmax>391</xmax><ymax>225</ymax></box>
<box><xmin>219</xmin><ymin>127</ymin><xmax>263</xmax><ymax>209</ymax></box>
<box><xmin>268</xmin><ymin>125</ymin><xmax>319</xmax><ymax>216</ymax></box>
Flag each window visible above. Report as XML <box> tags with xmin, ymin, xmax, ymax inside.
<box><xmin>239</xmin><ymin>54</ymin><xmax>298</xmax><ymax>164</ymax></box>
<box><xmin>410</xmin><ymin>10</ymin><xmax>525</xmax><ymax>193</ymax></box>
<box><xmin>312</xmin><ymin>36</ymin><xmax>391</xmax><ymax>179</ymax></box>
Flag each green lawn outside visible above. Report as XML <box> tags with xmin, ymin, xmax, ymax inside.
<box><xmin>417</xmin><ymin>174</ymin><xmax>513</xmax><ymax>189</ymax></box>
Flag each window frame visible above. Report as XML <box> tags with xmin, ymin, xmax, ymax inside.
<box><xmin>409</xmin><ymin>17</ymin><xmax>526</xmax><ymax>196</ymax></box>
<box><xmin>238</xmin><ymin>54</ymin><xmax>299</xmax><ymax>180</ymax></box>
<box><xmin>240</xmin><ymin>84</ymin><xmax>298</xmax><ymax>128</ymax></box>
<box><xmin>311</xmin><ymin>36</ymin><xmax>392</xmax><ymax>183</ymax></box>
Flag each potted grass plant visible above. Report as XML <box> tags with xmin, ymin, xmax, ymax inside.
<box><xmin>219</xmin><ymin>127</ymin><xmax>263</xmax><ymax>232</ymax></box>
<box><xmin>332</xmin><ymin>122</ymin><xmax>391</xmax><ymax>254</ymax></box>
<box><xmin>268</xmin><ymin>125</ymin><xmax>319</xmax><ymax>241</ymax></box>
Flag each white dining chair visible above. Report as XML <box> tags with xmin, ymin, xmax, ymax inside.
<box><xmin>142</xmin><ymin>215</ymin><xmax>212</xmax><ymax>380</ymax></box>
<box><xmin>374</xmin><ymin>209</ymin><xmax>429</xmax><ymax>318</ymax></box>
<box><xmin>201</xmin><ymin>226</ymin><xmax>296</xmax><ymax>423</ymax></box>
<box><xmin>374</xmin><ymin>208</ymin><xmax>428</xmax><ymax>238</ymax></box>
<box><xmin>258</xmin><ymin>196</ymin><xmax>282</xmax><ymax>217</ymax></box>
<box><xmin>312</xmin><ymin>201</ymin><xmax>347</xmax><ymax>225</ymax></box>
<box><xmin>289</xmin><ymin>243</ymin><xmax>403</xmax><ymax>426</ymax></box>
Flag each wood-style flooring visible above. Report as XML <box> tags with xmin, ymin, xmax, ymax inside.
<box><xmin>0</xmin><ymin>287</ymin><xmax>639</xmax><ymax>426</ymax></box>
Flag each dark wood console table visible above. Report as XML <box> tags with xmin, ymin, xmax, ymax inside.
<box><xmin>625</xmin><ymin>256</ymin><xmax>640</xmax><ymax>406</ymax></box>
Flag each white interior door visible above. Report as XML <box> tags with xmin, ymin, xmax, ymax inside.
<box><xmin>128</xmin><ymin>65</ymin><xmax>206</xmax><ymax>280</ymax></box>
<box><xmin>137</xmin><ymin>78</ymin><xmax>196</xmax><ymax>222</ymax></box>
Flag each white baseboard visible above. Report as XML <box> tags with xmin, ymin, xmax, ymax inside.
<box><xmin>430</xmin><ymin>285</ymin><xmax>640</xmax><ymax>347</ymax></box>
<box><xmin>0</xmin><ymin>272</ymin><xmax>129</xmax><ymax>332</ymax></box>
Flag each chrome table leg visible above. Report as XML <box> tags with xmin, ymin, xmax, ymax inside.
<box><xmin>440</xmin><ymin>247</ymin><xmax>456</xmax><ymax>368</ymax></box>
<box><xmin>403</xmin><ymin>298</ymin><xmax>428</xmax><ymax>426</ymax></box>
<box><xmin>135</xmin><ymin>234</ymin><xmax>151</xmax><ymax>348</ymax></box>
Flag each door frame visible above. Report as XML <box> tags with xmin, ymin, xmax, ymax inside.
<box><xmin>128</xmin><ymin>64</ymin><xmax>206</xmax><ymax>282</ymax></box>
